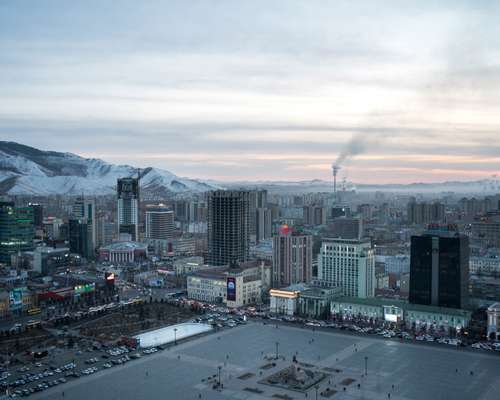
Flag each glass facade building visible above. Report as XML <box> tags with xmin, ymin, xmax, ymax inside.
<box><xmin>0</xmin><ymin>202</ymin><xmax>34</xmax><ymax>264</ymax></box>
<box><xmin>409</xmin><ymin>232</ymin><xmax>469</xmax><ymax>309</ymax></box>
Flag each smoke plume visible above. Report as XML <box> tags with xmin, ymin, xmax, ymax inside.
<box><xmin>334</xmin><ymin>133</ymin><xmax>367</xmax><ymax>168</ymax></box>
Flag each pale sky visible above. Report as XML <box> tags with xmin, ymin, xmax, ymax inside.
<box><xmin>1</xmin><ymin>0</ymin><xmax>500</xmax><ymax>183</ymax></box>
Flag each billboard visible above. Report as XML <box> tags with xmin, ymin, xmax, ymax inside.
<box><xmin>9</xmin><ymin>288</ymin><xmax>25</xmax><ymax>310</ymax></box>
<box><xmin>227</xmin><ymin>277</ymin><xmax>236</xmax><ymax>301</ymax></box>
<box><xmin>383</xmin><ymin>305</ymin><xmax>403</xmax><ymax>323</ymax></box>
<box><xmin>105</xmin><ymin>272</ymin><xmax>115</xmax><ymax>290</ymax></box>
<box><xmin>74</xmin><ymin>282</ymin><xmax>95</xmax><ymax>295</ymax></box>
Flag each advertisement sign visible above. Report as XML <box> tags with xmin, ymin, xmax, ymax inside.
<box><xmin>383</xmin><ymin>305</ymin><xmax>402</xmax><ymax>323</ymax></box>
<box><xmin>227</xmin><ymin>277</ymin><xmax>236</xmax><ymax>301</ymax></box>
<box><xmin>105</xmin><ymin>272</ymin><xmax>115</xmax><ymax>290</ymax></box>
<box><xmin>9</xmin><ymin>287</ymin><xmax>25</xmax><ymax>310</ymax></box>
<box><xmin>74</xmin><ymin>282</ymin><xmax>95</xmax><ymax>295</ymax></box>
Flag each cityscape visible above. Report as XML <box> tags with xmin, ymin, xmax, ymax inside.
<box><xmin>1</xmin><ymin>1</ymin><xmax>500</xmax><ymax>400</ymax></box>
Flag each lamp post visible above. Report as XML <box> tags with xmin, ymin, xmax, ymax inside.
<box><xmin>275</xmin><ymin>341</ymin><xmax>279</xmax><ymax>359</ymax></box>
<box><xmin>218</xmin><ymin>366</ymin><xmax>222</xmax><ymax>387</ymax></box>
<box><xmin>364</xmin><ymin>356</ymin><xmax>368</xmax><ymax>376</ymax></box>
<box><xmin>174</xmin><ymin>328</ymin><xmax>178</xmax><ymax>345</ymax></box>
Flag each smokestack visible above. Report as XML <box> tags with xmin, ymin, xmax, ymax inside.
<box><xmin>332</xmin><ymin>164</ymin><xmax>340</xmax><ymax>202</ymax></box>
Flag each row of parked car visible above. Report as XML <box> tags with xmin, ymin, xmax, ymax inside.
<box><xmin>1</xmin><ymin>361</ymin><xmax>76</xmax><ymax>397</ymax></box>
<box><xmin>10</xmin><ymin>377</ymin><xmax>67</xmax><ymax>397</ymax></box>
<box><xmin>472</xmin><ymin>342</ymin><xmax>500</xmax><ymax>351</ymax></box>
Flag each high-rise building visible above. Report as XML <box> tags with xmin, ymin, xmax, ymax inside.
<box><xmin>0</xmin><ymin>202</ymin><xmax>34</xmax><ymax>264</ymax></box>
<box><xmin>72</xmin><ymin>196</ymin><xmax>96</xmax><ymax>253</ymax></box>
<box><xmin>303</xmin><ymin>205</ymin><xmax>327</xmax><ymax>226</ymax></box>
<box><xmin>145</xmin><ymin>205</ymin><xmax>174</xmax><ymax>240</ymax></box>
<box><xmin>471</xmin><ymin>212</ymin><xmax>500</xmax><ymax>249</ymax></box>
<box><xmin>317</xmin><ymin>238</ymin><xmax>375</xmax><ymax>298</ymax></box>
<box><xmin>207</xmin><ymin>190</ymin><xmax>250</xmax><ymax>266</ymax></box>
<box><xmin>330</xmin><ymin>217</ymin><xmax>363</xmax><ymax>239</ymax></box>
<box><xmin>256</xmin><ymin>207</ymin><xmax>272</xmax><ymax>243</ymax></box>
<box><xmin>117</xmin><ymin>177</ymin><xmax>140</xmax><ymax>241</ymax></box>
<box><xmin>407</xmin><ymin>200</ymin><xmax>445</xmax><ymax>225</ymax></box>
<box><xmin>409</xmin><ymin>229</ymin><xmax>469</xmax><ymax>309</ymax></box>
<box><xmin>249</xmin><ymin>190</ymin><xmax>268</xmax><ymax>242</ymax></box>
<box><xmin>28</xmin><ymin>203</ymin><xmax>43</xmax><ymax>229</ymax></box>
<box><xmin>145</xmin><ymin>205</ymin><xmax>174</xmax><ymax>255</ymax></box>
<box><xmin>68</xmin><ymin>219</ymin><xmax>93</xmax><ymax>259</ymax></box>
<box><xmin>96</xmin><ymin>215</ymin><xmax>115</xmax><ymax>248</ymax></box>
<box><xmin>272</xmin><ymin>225</ymin><xmax>312</xmax><ymax>286</ymax></box>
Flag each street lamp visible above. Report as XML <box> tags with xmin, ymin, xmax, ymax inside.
<box><xmin>275</xmin><ymin>341</ymin><xmax>279</xmax><ymax>359</ymax></box>
<box><xmin>218</xmin><ymin>366</ymin><xmax>222</xmax><ymax>387</ymax></box>
<box><xmin>364</xmin><ymin>356</ymin><xmax>368</xmax><ymax>376</ymax></box>
<box><xmin>174</xmin><ymin>328</ymin><xmax>178</xmax><ymax>345</ymax></box>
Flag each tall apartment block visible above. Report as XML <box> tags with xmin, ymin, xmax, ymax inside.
<box><xmin>272</xmin><ymin>226</ymin><xmax>312</xmax><ymax>286</ymax></box>
<box><xmin>249</xmin><ymin>190</ymin><xmax>268</xmax><ymax>243</ymax></box>
<box><xmin>303</xmin><ymin>205</ymin><xmax>327</xmax><ymax>226</ymax></box>
<box><xmin>145</xmin><ymin>205</ymin><xmax>174</xmax><ymax>255</ymax></box>
<box><xmin>317</xmin><ymin>238</ymin><xmax>375</xmax><ymax>298</ymax></box>
<box><xmin>207</xmin><ymin>190</ymin><xmax>250</xmax><ymax>267</ymax></box>
<box><xmin>407</xmin><ymin>200</ymin><xmax>445</xmax><ymax>225</ymax></box>
<box><xmin>117</xmin><ymin>177</ymin><xmax>140</xmax><ymax>241</ymax></box>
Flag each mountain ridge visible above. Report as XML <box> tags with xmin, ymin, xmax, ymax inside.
<box><xmin>0</xmin><ymin>141</ymin><xmax>498</xmax><ymax>195</ymax></box>
<box><xmin>0</xmin><ymin>141</ymin><xmax>216</xmax><ymax>195</ymax></box>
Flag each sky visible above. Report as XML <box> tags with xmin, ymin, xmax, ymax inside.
<box><xmin>0</xmin><ymin>0</ymin><xmax>500</xmax><ymax>184</ymax></box>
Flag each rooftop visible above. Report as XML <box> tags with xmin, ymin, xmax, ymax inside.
<box><xmin>332</xmin><ymin>296</ymin><xmax>472</xmax><ymax>317</ymax></box>
<box><xmin>100</xmin><ymin>241</ymin><xmax>148</xmax><ymax>251</ymax></box>
<box><xmin>134</xmin><ymin>323</ymin><xmax>212</xmax><ymax>348</ymax></box>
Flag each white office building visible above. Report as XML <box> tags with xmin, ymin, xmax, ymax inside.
<box><xmin>318</xmin><ymin>238</ymin><xmax>375</xmax><ymax>298</ymax></box>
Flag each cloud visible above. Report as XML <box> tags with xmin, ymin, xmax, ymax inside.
<box><xmin>0</xmin><ymin>1</ymin><xmax>499</xmax><ymax>182</ymax></box>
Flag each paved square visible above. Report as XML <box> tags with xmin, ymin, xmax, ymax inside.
<box><xmin>34</xmin><ymin>322</ymin><xmax>500</xmax><ymax>400</ymax></box>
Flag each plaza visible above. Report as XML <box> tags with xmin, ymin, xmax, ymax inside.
<box><xmin>33</xmin><ymin>322</ymin><xmax>500</xmax><ymax>400</ymax></box>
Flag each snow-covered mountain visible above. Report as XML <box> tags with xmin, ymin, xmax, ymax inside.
<box><xmin>0</xmin><ymin>141</ymin><xmax>216</xmax><ymax>195</ymax></box>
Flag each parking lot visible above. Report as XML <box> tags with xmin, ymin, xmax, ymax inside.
<box><xmin>23</xmin><ymin>321</ymin><xmax>500</xmax><ymax>400</ymax></box>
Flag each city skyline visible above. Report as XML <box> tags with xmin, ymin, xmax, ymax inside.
<box><xmin>1</xmin><ymin>1</ymin><xmax>500</xmax><ymax>184</ymax></box>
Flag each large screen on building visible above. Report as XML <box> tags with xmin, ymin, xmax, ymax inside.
<box><xmin>9</xmin><ymin>288</ymin><xmax>24</xmax><ymax>310</ymax></box>
<box><xmin>227</xmin><ymin>277</ymin><xmax>236</xmax><ymax>301</ymax></box>
<box><xmin>105</xmin><ymin>272</ymin><xmax>115</xmax><ymax>289</ymax></box>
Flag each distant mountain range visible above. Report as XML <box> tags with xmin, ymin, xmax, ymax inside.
<box><xmin>0</xmin><ymin>141</ymin><xmax>216</xmax><ymax>195</ymax></box>
<box><xmin>0</xmin><ymin>141</ymin><xmax>497</xmax><ymax>196</ymax></box>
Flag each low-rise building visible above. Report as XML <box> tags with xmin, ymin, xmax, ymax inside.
<box><xmin>33</xmin><ymin>246</ymin><xmax>71</xmax><ymax>275</ymax></box>
<box><xmin>187</xmin><ymin>269</ymin><xmax>229</xmax><ymax>304</ymax></box>
<box><xmin>99</xmin><ymin>241</ymin><xmax>148</xmax><ymax>264</ymax></box>
<box><xmin>173</xmin><ymin>256</ymin><xmax>205</xmax><ymax>276</ymax></box>
<box><xmin>298</xmin><ymin>286</ymin><xmax>342</xmax><ymax>319</ymax></box>
<box><xmin>187</xmin><ymin>261</ymin><xmax>270</xmax><ymax>307</ymax></box>
<box><xmin>269</xmin><ymin>284</ymin><xmax>307</xmax><ymax>316</ymax></box>
<box><xmin>134</xmin><ymin>271</ymin><xmax>165</xmax><ymax>288</ymax></box>
<box><xmin>331</xmin><ymin>297</ymin><xmax>471</xmax><ymax>332</ymax></box>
